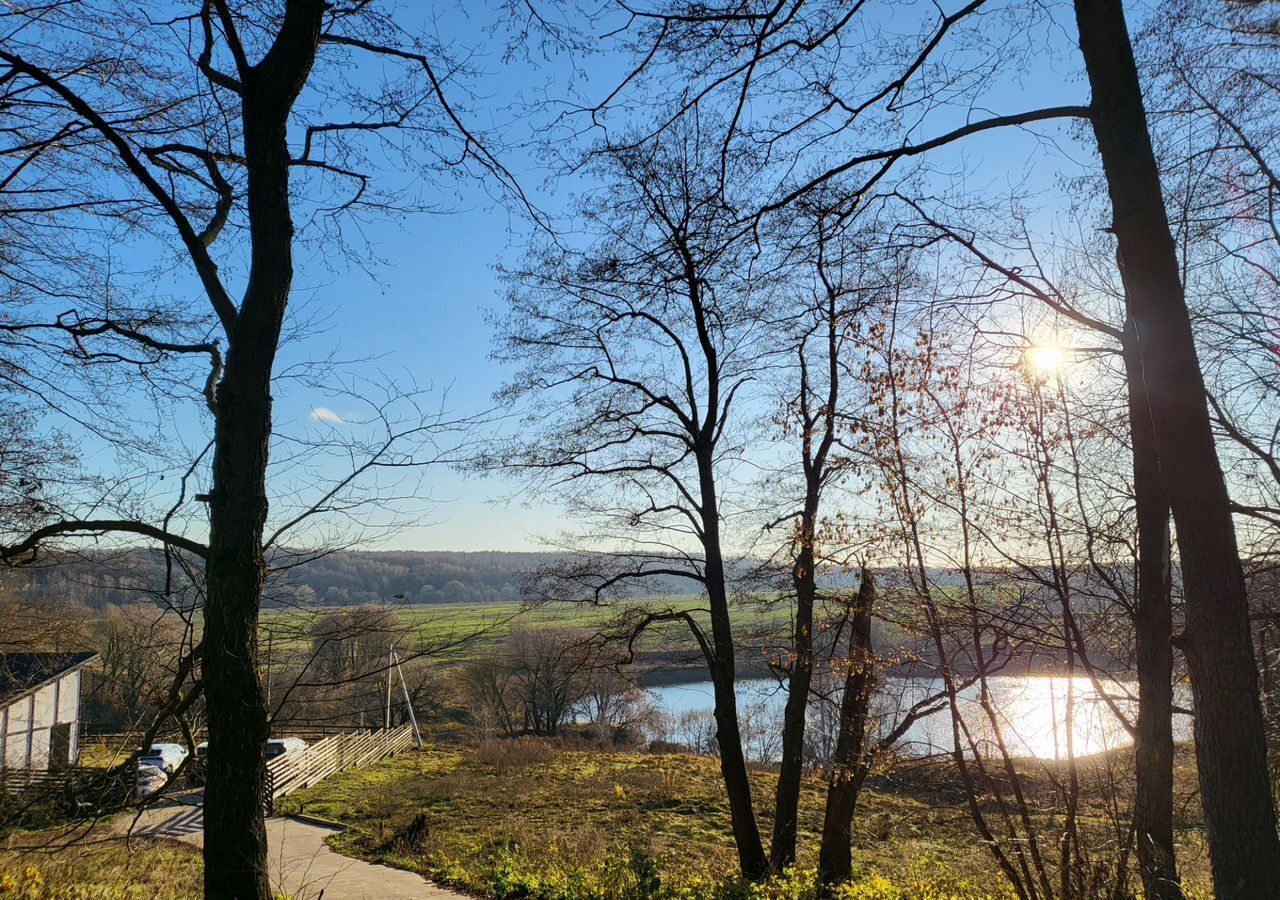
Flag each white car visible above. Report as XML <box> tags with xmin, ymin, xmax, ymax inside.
<box><xmin>138</xmin><ymin>742</ymin><xmax>188</xmax><ymax>774</ymax></box>
<box><xmin>265</xmin><ymin>737</ymin><xmax>308</xmax><ymax>760</ymax></box>
<box><xmin>191</xmin><ymin>737</ymin><xmax>306</xmax><ymax>764</ymax></box>
<box><xmin>135</xmin><ymin>764</ymin><xmax>169</xmax><ymax>798</ymax></box>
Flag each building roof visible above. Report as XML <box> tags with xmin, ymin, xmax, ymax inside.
<box><xmin>0</xmin><ymin>652</ymin><xmax>98</xmax><ymax>707</ymax></box>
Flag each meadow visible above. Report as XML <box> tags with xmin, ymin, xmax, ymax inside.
<box><xmin>258</xmin><ymin>594</ymin><xmax>794</xmax><ymax>671</ymax></box>
<box><xmin>274</xmin><ymin>739</ymin><xmax>1214</xmax><ymax>900</ymax></box>
<box><xmin>0</xmin><ymin>732</ymin><xmax>1217</xmax><ymax>900</ymax></box>
<box><xmin>256</xmin><ymin>589</ymin><xmax>938</xmax><ymax>679</ymax></box>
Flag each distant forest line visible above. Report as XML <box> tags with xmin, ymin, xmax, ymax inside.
<box><xmin>7</xmin><ymin>548</ymin><xmax>703</xmax><ymax>608</ymax></box>
<box><xmin>8</xmin><ymin>548</ymin><xmax>954</xmax><ymax>609</ymax></box>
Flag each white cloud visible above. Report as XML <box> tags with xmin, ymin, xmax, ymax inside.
<box><xmin>310</xmin><ymin>406</ymin><xmax>344</xmax><ymax>424</ymax></box>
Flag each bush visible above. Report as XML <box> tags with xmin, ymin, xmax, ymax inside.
<box><xmin>473</xmin><ymin>737</ymin><xmax>556</xmax><ymax>775</ymax></box>
<box><xmin>486</xmin><ymin>842</ymin><xmax>666</xmax><ymax>900</ymax></box>
<box><xmin>0</xmin><ymin>769</ymin><xmax>132</xmax><ymax>834</ymax></box>
<box><xmin>473</xmin><ymin>847</ymin><xmax>1007</xmax><ymax>900</ymax></box>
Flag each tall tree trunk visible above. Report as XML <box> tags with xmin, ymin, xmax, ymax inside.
<box><xmin>817</xmin><ymin>567</ymin><xmax>875</xmax><ymax>890</ymax></box>
<box><xmin>1123</xmin><ymin>329</ymin><xmax>1180</xmax><ymax>900</ymax></box>
<box><xmin>771</xmin><ymin>510</ymin><xmax>817</xmax><ymax>872</ymax></box>
<box><xmin>1073</xmin><ymin>2</ymin><xmax>1280</xmax><ymax>894</ymax></box>
<box><xmin>773</xmin><ymin>269</ymin><xmax>841</xmax><ymax>873</ymax></box>
<box><xmin>202</xmin><ymin>5</ymin><xmax>324</xmax><ymax>897</ymax></box>
<box><xmin>698</xmin><ymin>451</ymin><xmax>768</xmax><ymax>880</ymax></box>
<box><xmin>203</xmin><ymin>368</ymin><xmax>274</xmax><ymax>900</ymax></box>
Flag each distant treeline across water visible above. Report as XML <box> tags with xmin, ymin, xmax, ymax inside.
<box><xmin>11</xmin><ymin>546</ymin><xmax>1077</xmax><ymax>618</ymax></box>
<box><xmin>10</xmin><ymin>548</ymin><xmax>710</xmax><ymax>607</ymax></box>
<box><xmin>11</xmin><ymin>548</ymin><xmax>910</xmax><ymax>608</ymax></box>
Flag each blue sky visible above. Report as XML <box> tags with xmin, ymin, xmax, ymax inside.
<box><xmin>269</xmin><ymin>0</ymin><xmax>1099</xmax><ymax>553</ymax></box>
<box><xmin>263</xmin><ymin>3</ymin><xmax>620</xmax><ymax>551</ymax></box>
<box><xmin>279</xmin><ymin>186</ymin><xmax>565</xmax><ymax>552</ymax></box>
<box><xmin>52</xmin><ymin>1</ymin><xmax>1115</xmax><ymax>554</ymax></box>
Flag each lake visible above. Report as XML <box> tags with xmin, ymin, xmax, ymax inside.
<box><xmin>646</xmin><ymin>674</ymin><xmax>1193</xmax><ymax>761</ymax></box>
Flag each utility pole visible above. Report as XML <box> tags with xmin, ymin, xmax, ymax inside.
<box><xmin>392</xmin><ymin>646</ymin><xmax>424</xmax><ymax>748</ymax></box>
<box><xmin>384</xmin><ymin>644</ymin><xmax>394</xmax><ymax>731</ymax></box>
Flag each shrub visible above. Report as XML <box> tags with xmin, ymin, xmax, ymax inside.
<box><xmin>469</xmin><ymin>846</ymin><xmax>1008</xmax><ymax>900</ymax></box>
<box><xmin>486</xmin><ymin>842</ymin><xmax>665</xmax><ymax>900</ymax></box>
<box><xmin>473</xmin><ymin>737</ymin><xmax>556</xmax><ymax>775</ymax></box>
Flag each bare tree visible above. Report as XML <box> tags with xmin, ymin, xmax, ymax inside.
<box><xmin>573</xmin><ymin>3</ymin><xmax>1277</xmax><ymax>893</ymax></box>
<box><xmin>0</xmin><ymin>3</ymin><xmax>528</xmax><ymax>895</ymax></box>
<box><xmin>755</xmin><ymin>195</ymin><xmax>901</xmax><ymax>872</ymax></box>
<box><xmin>890</xmin><ymin>190</ymin><xmax>1183</xmax><ymax>899</ymax></box>
<box><xmin>1072</xmin><ymin>1</ymin><xmax>1280</xmax><ymax>893</ymax></box>
<box><xmin>492</xmin><ymin>121</ymin><xmax>775</xmax><ymax>878</ymax></box>
<box><xmin>816</xmin><ymin>566</ymin><xmax>876</xmax><ymax>889</ymax></box>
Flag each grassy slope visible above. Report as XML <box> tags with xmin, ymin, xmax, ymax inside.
<box><xmin>260</xmin><ymin>595</ymin><xmax>793</xmax><ymax>668</ymax></box>
<box><xmin>277</xmin><ymin>741</ymin><xmax>1215</xmax><ymax>899</ymax></box>
<box><xmin>0</xmin><ymin>836</ymin><xmax>202</xmax><ymax>899</ymax></box>
<box><xmin>258</xmin><ymin>593</ymin><xmax>922</xmax><ymax>674</ymax></box>
<box><xmin>0</xmin><ymin>742</ymin><xmax>1216</xmax><ymax>899</ymax></box>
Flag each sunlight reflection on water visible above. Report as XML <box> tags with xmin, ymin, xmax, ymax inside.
<box><xmin>648</xmin><ymin>674</ymin><xmax>1193</xmax><ymax>760</ymax></box>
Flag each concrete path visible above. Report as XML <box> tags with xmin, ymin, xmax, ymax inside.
<box><xmin>118</xmin><ymin>797</ymin><xmax>463</xmax><ymax>900</ymax></box>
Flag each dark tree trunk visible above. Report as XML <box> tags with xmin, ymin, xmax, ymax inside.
<box><xmin>1123</xmin><ymin>330</ymin><xmax>1180</xmax><ymax>900</ymax></box>
<box><xmin>202</xmin><ymin>5</ymin><xmax>324</xmax><ymax>897</ymax></box>
<box><xmin>772</xmin><ymin>276</ymin><xmax>841</xmax><ymax>873</ymax></box>
<box><xmin>1074</xmin><ymin>2</ymin><xmax>1280</xmax><ymax>895</ymax></box>
<box><xmin>770</xmin><ymin>511</ymin><xmax>817</xmax><ymax>872</ymax></box>
<box><xmin>817</xmin><ymin>568</ymin><xmax>875</xmax><ymax>890</ymax></box>
<box><xmin>202</xmin><ymin>374</ymin><xmax>274</xmax><ymax>900</ymax></box>
<box><xmin>700</xmin><ymin>461</ymin><xmax>769</xmax><ymax>880</ymax></box>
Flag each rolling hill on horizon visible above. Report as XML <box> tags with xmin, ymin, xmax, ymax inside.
<box><xmin>4</xmin><ymin>547</ymin><xmax>980</xmax><ymax>610</ymax></box>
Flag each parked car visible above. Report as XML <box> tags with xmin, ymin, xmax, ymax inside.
<box><xmin>265</xmin><ymin>737</ymin><xmax>308</xmax><ymax>760</ymax></box>
<box><xmin>194</xmin><ymin>737</ymin><xmax>307</xmax><ymax>762</ymax></box>
<box><xmin>137</xmin><ymin>742</ymin><xmax>188</xmax><ymax>774</ymax></box>
<box><xmin>135</xmin><ymin>764</ymin><xmax>169</xmax><ymax>798</ymax></box>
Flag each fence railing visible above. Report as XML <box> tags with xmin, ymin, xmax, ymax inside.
<box><xmin>1</xmin><ymin>769</ymin><xmax>68</xmax><ymax>793</ymax></box>
<box><xmin>0</xmin><ymin>766</ymin><xmax>134</xmax><ymax>823</ymax></box>
<box><xmin>2</xmin><ymin>726</ymin><xmax>416</xmax><ymax>816</ymax></box>
<box><xmin>264</xmin><ymin>724</ymin><xmax>416</xmax><ymax>810</ymax></box>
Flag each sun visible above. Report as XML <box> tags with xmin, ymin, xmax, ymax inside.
<box><xmin>1025</xmin><ymin>344</ymin><xmax>1064</xmax><ymax>376</ymax></box>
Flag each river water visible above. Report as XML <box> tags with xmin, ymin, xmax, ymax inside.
<box><xmin>646</xmin><ymin>674</ymin><xmax>1193</xmax><ymax>761</ymax></box>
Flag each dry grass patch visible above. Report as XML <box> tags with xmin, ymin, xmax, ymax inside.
<box><xmin>279</xmin><ymin>743</ymin><xmax>1016</xmax><ymax>896</ymax></box>
<box><xmin>0</xmin><ymin>835</ymin><xmax>201</xmax><ymax>899</ymax></box>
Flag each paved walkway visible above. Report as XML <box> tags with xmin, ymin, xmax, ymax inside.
<box><xmin>118</xmin><ymin>798</ymin><xmax>462</xmax><ymax>900</ymax></box>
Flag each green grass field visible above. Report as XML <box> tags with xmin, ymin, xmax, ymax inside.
<box><xmin>0</xmin><ymin>739</ymin><xmax>1217</xmax><ymax>899</ymax></box>
<box><xmin>259</xmin><ymin>594</ymin><xmax>797</xmax><ymax>665</ymax></box>
<box><xmin>277</xmin><ymin>740</ymin><xmax>1216</xmax><ymax>900</ymax></box>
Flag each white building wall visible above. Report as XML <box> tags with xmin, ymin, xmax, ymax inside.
<box><xmin>57</xmin><ymin>672</ymin><xmax>80</xmax><ymax>723</ymax></box>
<box><xmin>1</xmin><ymin>730</ymin><xmax>25</xmax><ymax>768</ymax></box>
<box><xmin>7</xmin><ymin>694</ymin><xmax>31</xmax><ymax>734</ymax></box>
<box><xmin>58</xmin><ymin>670</ymin><xmax>82</xmax><ymax>762</ymax></box>
<box><xmin>28</xmin><ymin>724</ymin><xmax>51</xmax><ymax>770</ymax></box>
<box><xmin>32</xmin><ymin>683</ymin><xmax>56</xmax><ymax>727</ymax></box>
<box><xmin>4</xmin><ymin>695</ymin><xmax>33</xmax><ymax>767</ymax></box>
<box><xmin>27</xmin><ymin>684</ymin><xmax>58</xmax><ymax>769</ymax></box>
<box><xmin>2</xmin><ymin>674</ymin><xmax>83</xmax><ymax>769</ymax></box>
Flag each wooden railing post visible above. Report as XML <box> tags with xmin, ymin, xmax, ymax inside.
<box><xmin>257</xmin><ymin>726</ymin><xmax>420</xmax><ymax>808</ymax></box>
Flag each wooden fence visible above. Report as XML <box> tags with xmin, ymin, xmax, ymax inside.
<box><xmin>0</xmin><ymin>765</ymin><xmax>133</xmax><ymax>821</ymax></box>
<box><xmin>264</xmin><ymin>724</ymin><xmax>417</xmax><ymax>810</ymax></box>
<box><xmin>0</xmin><ymin>769</ymin><xmax>70</xmax><ymax>794</ymax></box>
